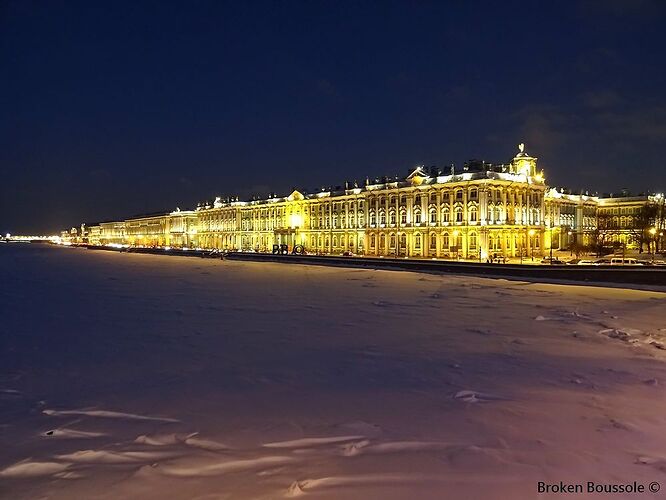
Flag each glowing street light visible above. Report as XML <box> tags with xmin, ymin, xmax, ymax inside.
<box><xmin>527</xmin><ymin>229</ymin><xmax>536</xmax><ymax>261</ymax></box>
<box><xmin>452</xmin><ymin>229</ymin><xmax>460</xmax><ymax>260</ymax></box>
<box><xmin>649</xmin><ymin>227</ymin><xmax>658</xmax><ymax>258</ymax></box>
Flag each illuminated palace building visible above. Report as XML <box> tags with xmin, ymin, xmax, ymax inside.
<box><xmin>69</xmin><ymin>145</ymin><xmax>665</xmax><ymax>259</ymax></box>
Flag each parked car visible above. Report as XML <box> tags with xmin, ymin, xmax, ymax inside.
<box><xmin>567</xmin><ymin>258</ymin><xmax>598</xmax><ymax>265</ymax></box>
<box><xmin>612</xmin><ymin>257</ymin><xmax>642</xmax><ymax>266</ymax></box>
<box><xmin>487</xmin><ymin>253</ymin><xmax>507</xmax><ymax>264</ymax></box>
<box><xmin>541</xmin><ymin>256</ymin><xmax>565</xmax><ymax>265</ymax></box>
<box><xmin>597</xmin><ymin>257</ymin><xmax>643</xmax><ymax>266</ymax></box>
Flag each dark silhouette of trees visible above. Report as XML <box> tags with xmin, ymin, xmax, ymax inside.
<box><xmin>591</xmin><ymin>212</ymin><xmax>613</xmax><ymax>257</ymax></box>
<box><xmin>628</xmin><ymin>205</ymin><xmax>659</xmax><ymax>253</ymax></box>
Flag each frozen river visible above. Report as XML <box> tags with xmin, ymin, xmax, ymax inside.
<box><xmin>1</xmin><ymin>244</ymin><xmax>666</xmax><ymax>499</ymax></box>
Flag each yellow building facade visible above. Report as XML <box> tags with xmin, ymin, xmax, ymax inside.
<box><xmin>194</xmin><ymin>145</ymin><xmax>546</xmax><ymax>259</ymax></box>
<box><xmin>77</xmin><ymin>145</ymin><xmax>664</xmax><ymax>258</ymax></box>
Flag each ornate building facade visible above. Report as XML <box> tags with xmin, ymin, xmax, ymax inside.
<box><xmin>67</xmin><ymin>145</ymin><xmax>665</xmax><ymax>258</ymax></box>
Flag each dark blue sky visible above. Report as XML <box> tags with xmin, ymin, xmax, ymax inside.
<box><xmin>2</xmin><ymin>0</ymin><xmax>665</xmax><ymax>233</ymax></box>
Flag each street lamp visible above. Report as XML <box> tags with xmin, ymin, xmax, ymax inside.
<box><xmin>649</xmin><ymin>227</ymin><xmax>657</xmax><ymax>259</ymax></box>
<box><xmin>528</xmin><ymin>229</ymin><xmax>535</xmax><ymax>261</ymax></box>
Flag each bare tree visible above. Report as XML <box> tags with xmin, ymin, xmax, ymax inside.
<box><xmin>591</xmin><ymin>212</ymin><xmax>614</xmax><ymax>257</ymax></box>
<box><xmin>628</xmin><ymin>205</ymin><xmax>658</xmax><ymax>253</ymax></box>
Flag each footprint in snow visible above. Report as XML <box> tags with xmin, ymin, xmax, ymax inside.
<box><xmin>454</xmin><ymin>390</ymin><xmax>508</xmax><ymax>403</ymax></box>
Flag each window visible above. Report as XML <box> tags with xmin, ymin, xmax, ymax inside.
<box><xmin>442</xmin><ymin>232</ymin><xmax>449</xmax><ymax>248</ymax></box>
<box><xmin>469</xmin><ymin>207</ymin><xmax>478</xmax><ymax>222</ymax></box>
<box><xmin>400</xmin><ymin>210</ymin><xmax>407</xmax><ymax>224</ymax></box>
<box><xmin>456</xmin><ymin>190</ymin><xmax>463</xmax><ymax>200</ymax></box>
<box><xmin>400</xmin><ymin>233</ymin><xmax>407</xmax><ymax>248</ymax></box>
<box><xmin>389</xmin><ymin>210</ymin><xmax>396</xmax><ymax>225</ymax></box>
<box><xmin>415</xmin><ymin>233</ymin><xmax>421</xmax><ymax>249</ymax></box>
<box><xmin>380</xmin><ymin>211</ymin><xmax>386</xmax><ymax>225</ymax></box>
<box><xmin>441</xmin><ymin>208</ymin><xmax>450</xmax><ymax>223</ymax></box>
<box><xmin>370</xmin><ymin>234</ymin><xmax>376</xmax><ymax>248</ymax></box>
<box><xmin>469</xmin><ymin>233</ymin><xmax>477</xmax><ymax>250</ymax></box>
<box><xmin>455</xmin><ymin>207</ymin><xmax>463</xmax><ymax>223</ymax></box>
<box><xmin>380</xmin><ymin>234</ymin><xmax>386</xmax><ymax>249</ymax></box>
<box><xmin>430</xmin><ymin>233</ymin><xmax>437</xmax><ymax>250</ymax></box>
<box><xmin>429</xmin><ymin>209</ymin><xmax>437</xmax><ymax>224</ymax></box>
<box><xmin>470</xmin><ymin>188</ymin><xmax>478</xmax><ymax>199</ymax></box>
<box><xmin>414</xmin><ymin>208</ymin><xmax>422</xmax><ymax>224</ymax></box>
<box><xmin>390</xmin><ymin>234</ymin><xmax>396</xmax><ymax>248</ymax></box>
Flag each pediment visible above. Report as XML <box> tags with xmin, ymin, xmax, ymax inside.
<box><xmin>406</xmin><ymin>166</ymin><xmax>429</xmax><ymax>185</ymax></box>
<box><xmin>287</xmin><ymin>190</ymin><xmax>305</xmax><ymax>201</ymax></box>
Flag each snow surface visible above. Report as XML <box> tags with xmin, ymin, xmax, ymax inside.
<box><xmin>1</xmin><ymin>244</ymin><xmax>666</xmax><ymax>499</ymax></box>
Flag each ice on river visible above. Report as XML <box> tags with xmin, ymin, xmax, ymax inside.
<box><xmin>1</xmin><ymin>244</ymin><xmax>666</xmax><ymax>499</ymax></box>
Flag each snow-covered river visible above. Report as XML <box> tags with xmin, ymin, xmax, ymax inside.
<box><xmin>1</xmin><ymin>244</ymin><xmax>666</xmax><ymax>499</ymax></box>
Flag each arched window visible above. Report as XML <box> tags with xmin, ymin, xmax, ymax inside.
<box><xmin>442</xmin><ymin>232</ymin><xmax>450</xmax><ymax>248</ymax></box>
<box><xmin>429</xmin><ymin>208</ymin><xmax>437</xmax><ymax>224</ymax></box>
<box><xmin>400</xmin><ymin>233</ymin><xmax>407</xmax><ymax>248</ymax></box>
<box><xmin>469</xmin><ymin>232</ymin><xmax>477</xmax><ymax>250</ymax></box>
<box><xmin>370</xmin><ymin>234</ymin><xmax>376</xmax><ymax>248</ymax></box>
<box><xmin>430</xmin><ymin>233</ymin><xmax>437</xmax><ymax>249</ymax></box>
<box><xmin>470</xmin><ymin>188</ymin><xmax>478</xmax><ymax>199</ymax></box>
<box><xmin>380</xmin><ymin>234</ymin><xmax>386</xmax><ymax>249</ymax></box>
<box><xmin>400</xmin><ymin>209</ymin><xmax>407</xmax><ymax>224</ymax></box>
<box><xmin>415</xmin><ymin>233</ymin><xmax>421</xmax><ymax>249</ymax></box>
<box><xmin>455</xmin><ymin>189</ymin><xmax>463</xmax><ymax>200</ymax></box>
<box><xmin>414</xmin><ymin>207</ymin><xmax>422</xmax><ymax>224</ymax></box>
<box><xmin>379</xmin><ymin>210</ymin><xmax>386</xmax><ymax>225</ymax></box>
<box><xmin>390</xmin><ymin>233</ymin><xmax>396</xmax><ymax>248</ymax></box>
<box><xmin>469</xmin><ymin>207</ymin><xmax>478</xmax><ymax>223</ymax></box>
<box><xmin>389</xmin><ymin>210</ymin><xmax>396</xmax><ymax>225</ymax></box>
<box><xmin>455</xmin><ymin>207</ymin><xmax>463</xmax><ymax>223</ymax></box>
<box><xmin>370</xmin><ymin>211</ymin><xmax>376</xmax><ymax>226</ymax></box>
<box><xmin>441</xmin><ymin>207</ymin><xmax>450</xmax><ymax>223</ymax></box>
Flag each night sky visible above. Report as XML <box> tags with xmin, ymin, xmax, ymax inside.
<box><xmin>2</xmin><ymin>1</ymin><xmax>665</xmax><ymax>234</ymax></box>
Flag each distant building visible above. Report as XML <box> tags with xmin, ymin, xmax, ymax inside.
<box><xmin>67</xmin><ymin>145</ymin><xmax>665</xmax><ymax>258</ymax></box>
